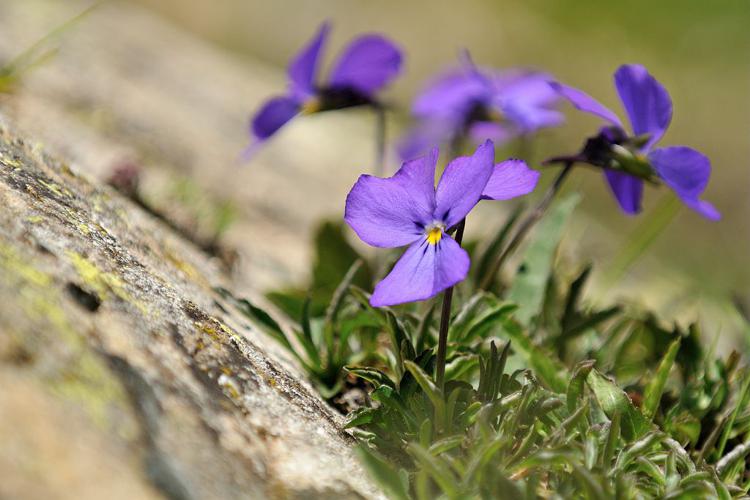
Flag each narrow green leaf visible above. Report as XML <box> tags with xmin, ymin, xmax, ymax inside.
<box><xmin>562</xmin><ymin>306</ymin><xmax>622</xmax><ymax>342</ymax></box>
<box><xmin>406</xmin><ymin>443</ymin><xmax>459</xmax><ymax>497</ymax></box>
<box><xmin>717</xmin><ymin>441</ymin><xmax>750</xmax><ymax>479</ymax></box>
<box><xmin>551</xmin><ymin>401</ymin><xmax>589</xmax><ymax>442</ymax></box>
<box><xmin>601</xmin><ymin>194</ymin><xmax>680</xmax><ymax>290</ymax></box>
<box><xmin>459</xmin><ymin>303</ymin><xmax>518</xmax><ymax>344</ymax></box>
<box><xmin>324</xmin><ymin>259</ymin><xmax>362</xmax><ymax>331</ymax></box>
<box><xmin>428</xmin><ymin>435</ymin><xmax>464</xmax><ymax>455</ymax></box>
<box><xmin>501</xmin><ymin>318</ymin><xmax>568</xmax><ymax>393</ymax></box>
<box><xmin>561</xmin><ymin>265</ymin><xmax>592</xmax><ymax>331</ymax></box>
<box><xmin>567</xmin><ymin>360</ymin><xmax>596</xmax><ymax>413</ymax></box>
<box><xmin>615</xmin><ymin>432</ymin><xmax>662</xmax><ymax>472</ymax></box>
<box><xmin>344</xmin><ymin>407</ymin><xmax>377</xmax><ymax>429</ymax></box>
<box><xmin>444</xmin><ymin>354</ymin><xmax>479</xmax><ymax>382</ymax></box>
<box><xmin>633</xmin><ymin>456</ymin><xmax>666</xmax><ymax>488</ymax></box>
<box><xmin>345</xmin><ymin>366</ymin><xmax>396</xmax><ymax>389</ymax></box>
<box><xmin>602</xmin><ymin>410</ymin><xmax>621</xmax><ymax>468</ymax></box>
<box><xmin>474</xmin><ymin>203</ymin><xmax>524</xmax><ymax>285</ymax></box>
<box><xmin>404</xmin><ymin>360</ymin><xmax>444</xmax><ymax>415</ymax></box>
<box><xmin>716</xmin><ymin>369</ymin><xmax>750</xmax><ymax>459</ymax></box>
<box><xmin>356</xmin><ymin>446</ymin><xmax>410</xmax><ymax>500</ymax></box>
<box><xmin>297</xmin><ymin>297</ymin><xmax>321</xmax><ymax>365</ymax></box>
<box><xmin>448</xmin><ymin>292</ymin><xmax>491</xmax><ymax>342</ymax></box>
<box><xmin>642</xmin><ymin>337</ymin><xmax>681</xmax><ymax>421</ymax></box>
<box><xmin>415</xmin><ymin>302</ymin><xmax>436</xmax><ymax>354</ymax></box>
<box><xmin>507</xmin><ymin>193</ymin><xmax>580</xmax><ymax>326</ymax></box>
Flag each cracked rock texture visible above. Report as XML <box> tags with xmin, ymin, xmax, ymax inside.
<box><xmin>0</xmin><ymin>120</ymin><xmax>379</xmax><ymax>498</ymax></box>
<box><xmin>0</xmin><ymin>1</ymin><xmax>384</xmax><ymax>498</ymax></box>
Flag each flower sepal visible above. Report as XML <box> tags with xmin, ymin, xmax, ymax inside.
<box><xmin>610</xmin><ymin>145</ymin><xmax>660</xmax><ymax>184</ymax></box>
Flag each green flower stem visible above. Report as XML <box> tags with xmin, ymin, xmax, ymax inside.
<box><xmin>435</xmin><ymin>219</ymin><xmax>465</xmax><ymax>390</ymax></box>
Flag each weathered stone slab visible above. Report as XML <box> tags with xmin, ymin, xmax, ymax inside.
<box><xmin>0</xmin><ymin>121</ymin><xmax>379</xmax><ymax>498</ymax></box>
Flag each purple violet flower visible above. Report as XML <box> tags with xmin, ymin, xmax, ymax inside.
<box><xmin>246</xmin><ymin>22</ymin><xmax>403</xmax><ymax>155</ymax></box>
<box><xmin>397</xmin><ymin>55</ymin><xmax>563</xmax><ymax>160</ymax></box>
<box><xmin>345</xmin><ymin>140</ymin><xmax>539</xmax><ymax>307</ymax></box>
<box><xmin>551</xmin><ymin>64</ymin><xmax>719</xmax><ymax>220</ymax></box>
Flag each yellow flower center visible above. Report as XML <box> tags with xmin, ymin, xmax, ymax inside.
<box><xmin>426</xmin><ymin>226</ymin><xmax>443</xmax><ymax>245</ymax></box>
<box><xmin>301</xmin><ymin>98</ymin><xmax>320</xmax><ymax>114</ymax></box>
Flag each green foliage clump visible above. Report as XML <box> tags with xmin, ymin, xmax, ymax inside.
<box><xmin>226</xmin><ymin>203</ymin><xmax>750</xmax><ymax>498</ymax></box>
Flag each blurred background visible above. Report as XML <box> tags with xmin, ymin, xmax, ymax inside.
<box><xmin>1</xmin><ymin>0</ymin><xmax>748</xmax><ymax>342</ymax></box>
<box><xmin>135</xmin><ymin>0</ymin><xmax>750</xmax><ymax>334</ymax></box>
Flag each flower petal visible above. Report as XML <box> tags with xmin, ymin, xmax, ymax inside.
<box><xmin>495</xmin><ymin>72</ymin><xmax>564</xmax><ymax>131</ymax></box>
<box><xmin>329</xmin><ymin>35</ymin><xmax>403</xmax><ymax>96</ymax></box>
<box><xmin>614</xmin><ymin>64</ymin><xmax>672</xmax><ymax>151</ymax></box>
<box><xmin>550</xmin><ymin>81</ymin><xmax>623</xmax><ymax>127</ymax></box>
<box><xmin>251</xmin><ymin>96</ymin><xmax>300</xmax><ymax>140</ymax></box>
<box><xmin>435</xmin><ymin>140</ymin><xmax>495</xmax><ymax>227</ymax></box>
<box><xmin>648</xmin><ymin>146</ymin><xmax>719</xmax><ymax>220</ymax></box>
<box><xmin>502</xmin><ymin>103</ymin><xmax>564</xmax><ymax>132</ymax></box>
<box><xmin>496</xmin><ymin>71</ymin><xmax>560</xmax><ymax>107</ymax></box>
<box><xmin>604</xmin><ymin>170</ymin><xmax>643</xmax><ymax>215</ymax></box>
<box><xmin>681</xmin><ymin>198</ymin><xmax>721</xmax><ymax>221</ymax></box>
<box><xmin>396</xmin><ymin>119</ymin><xmax>456</xmax><ymax>161</ymax></box>
<box><xmin>370</xmin><ymin>235</ymin><xmax>470</xmax><ymax>307</ymax></box>
<box><xmin>648</xmin><ymin>146</ymin><xmax>710</xmax><ymax>198</ymax></box>
<box><xmin>345</xmin><ymin>149</ymin><xmax>438</xmax><ymax>248</ymax></box>
<box><xmin>482</xmin><ymin>159</ymin><xmax>540</xmax><ymax>200</ymax></box>
<box><xmin>411</xmin><ymin>68</ymin><xmax>487</xmax><ymax>118</ymax></box>
<box><xmin>467</xmin><ymin>121</ymin><xmax>515</xmax><ymax>145</ymax></box>
<box><xmin>288</xmin><ymin>22</ymin><xmax>330</xmax><ymax>100</ymax></box>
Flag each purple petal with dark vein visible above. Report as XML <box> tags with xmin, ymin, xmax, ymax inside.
<box><xmin>550</xmin><ymin>81</ymin><xmax>623</xmax><ymax>127</ymax></box>
<box><xmin>482</xmin><ymin>159</ymin><xmax>540</xmax><ymax>200</ymax></box>
<box><xmin>370</xmin><ymin>235</ymin><xmax>470</xmax><ymax>307</ymax></box>
<box><xmin>329</xmin><ymin>34</ymin><xmax>403</xmax><ymax>95</ymax></box>
<box><xmin>344</xmin><ymin>149</ymin><xmax>438</xmax><ymax>248</ymax></box>
<box><xmin>435</xmin><ymin>140</ymin><xmax>495</xmax><ymax>228</ymax></box>
<box><xmin>288</xmin><ymin>22</ymin><xmax>330</xmax><ymax>100</ymax></box>
<box><xmin>614</xmin><ymin>64</ymin><xmax>672</xmax><ymax>151</ymax></box>
<box><xmin>648</xmin><ymin>146</ymin><xmax>719</xmax><ymax>220</ymax></box>
<box><xmin>604</xmin><ymin>170</ymin><xmax>643</xmax><ymax>215</ymax></box>
<box><xmin>251</xmin><ymin>96</ymin><xmax>300</xmax><ymax>140</ymax></box>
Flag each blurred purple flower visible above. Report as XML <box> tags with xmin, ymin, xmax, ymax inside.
<box><xmin>345</xmin><ymin>140</ymin><xmax>539</xmax><ymax>307</ymax></box>
<box><xmin>246</xmin><ymin>22</ymin><xmax>403</xmax><ymax>156</ymax></box>
<box><xmin>397</xmin><ymin>55</ymin><xmax>563</xmax><ymax>160</ymax></box>
<box><xmin>551</xmin><ymin>64</ymin><xmax>719</xmax><ymax>220</ymax></box>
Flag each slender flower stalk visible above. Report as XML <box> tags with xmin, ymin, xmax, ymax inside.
<box><xmin>435</xmin><ymin>219</ymin><xmax>465</xmax><ymax>389</ymax></box>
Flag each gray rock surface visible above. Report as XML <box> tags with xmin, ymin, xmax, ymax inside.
<box><xmin>0</xmin><ymin>115</ymin><xmax>379</xmax><ymax>498</ymax></box>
